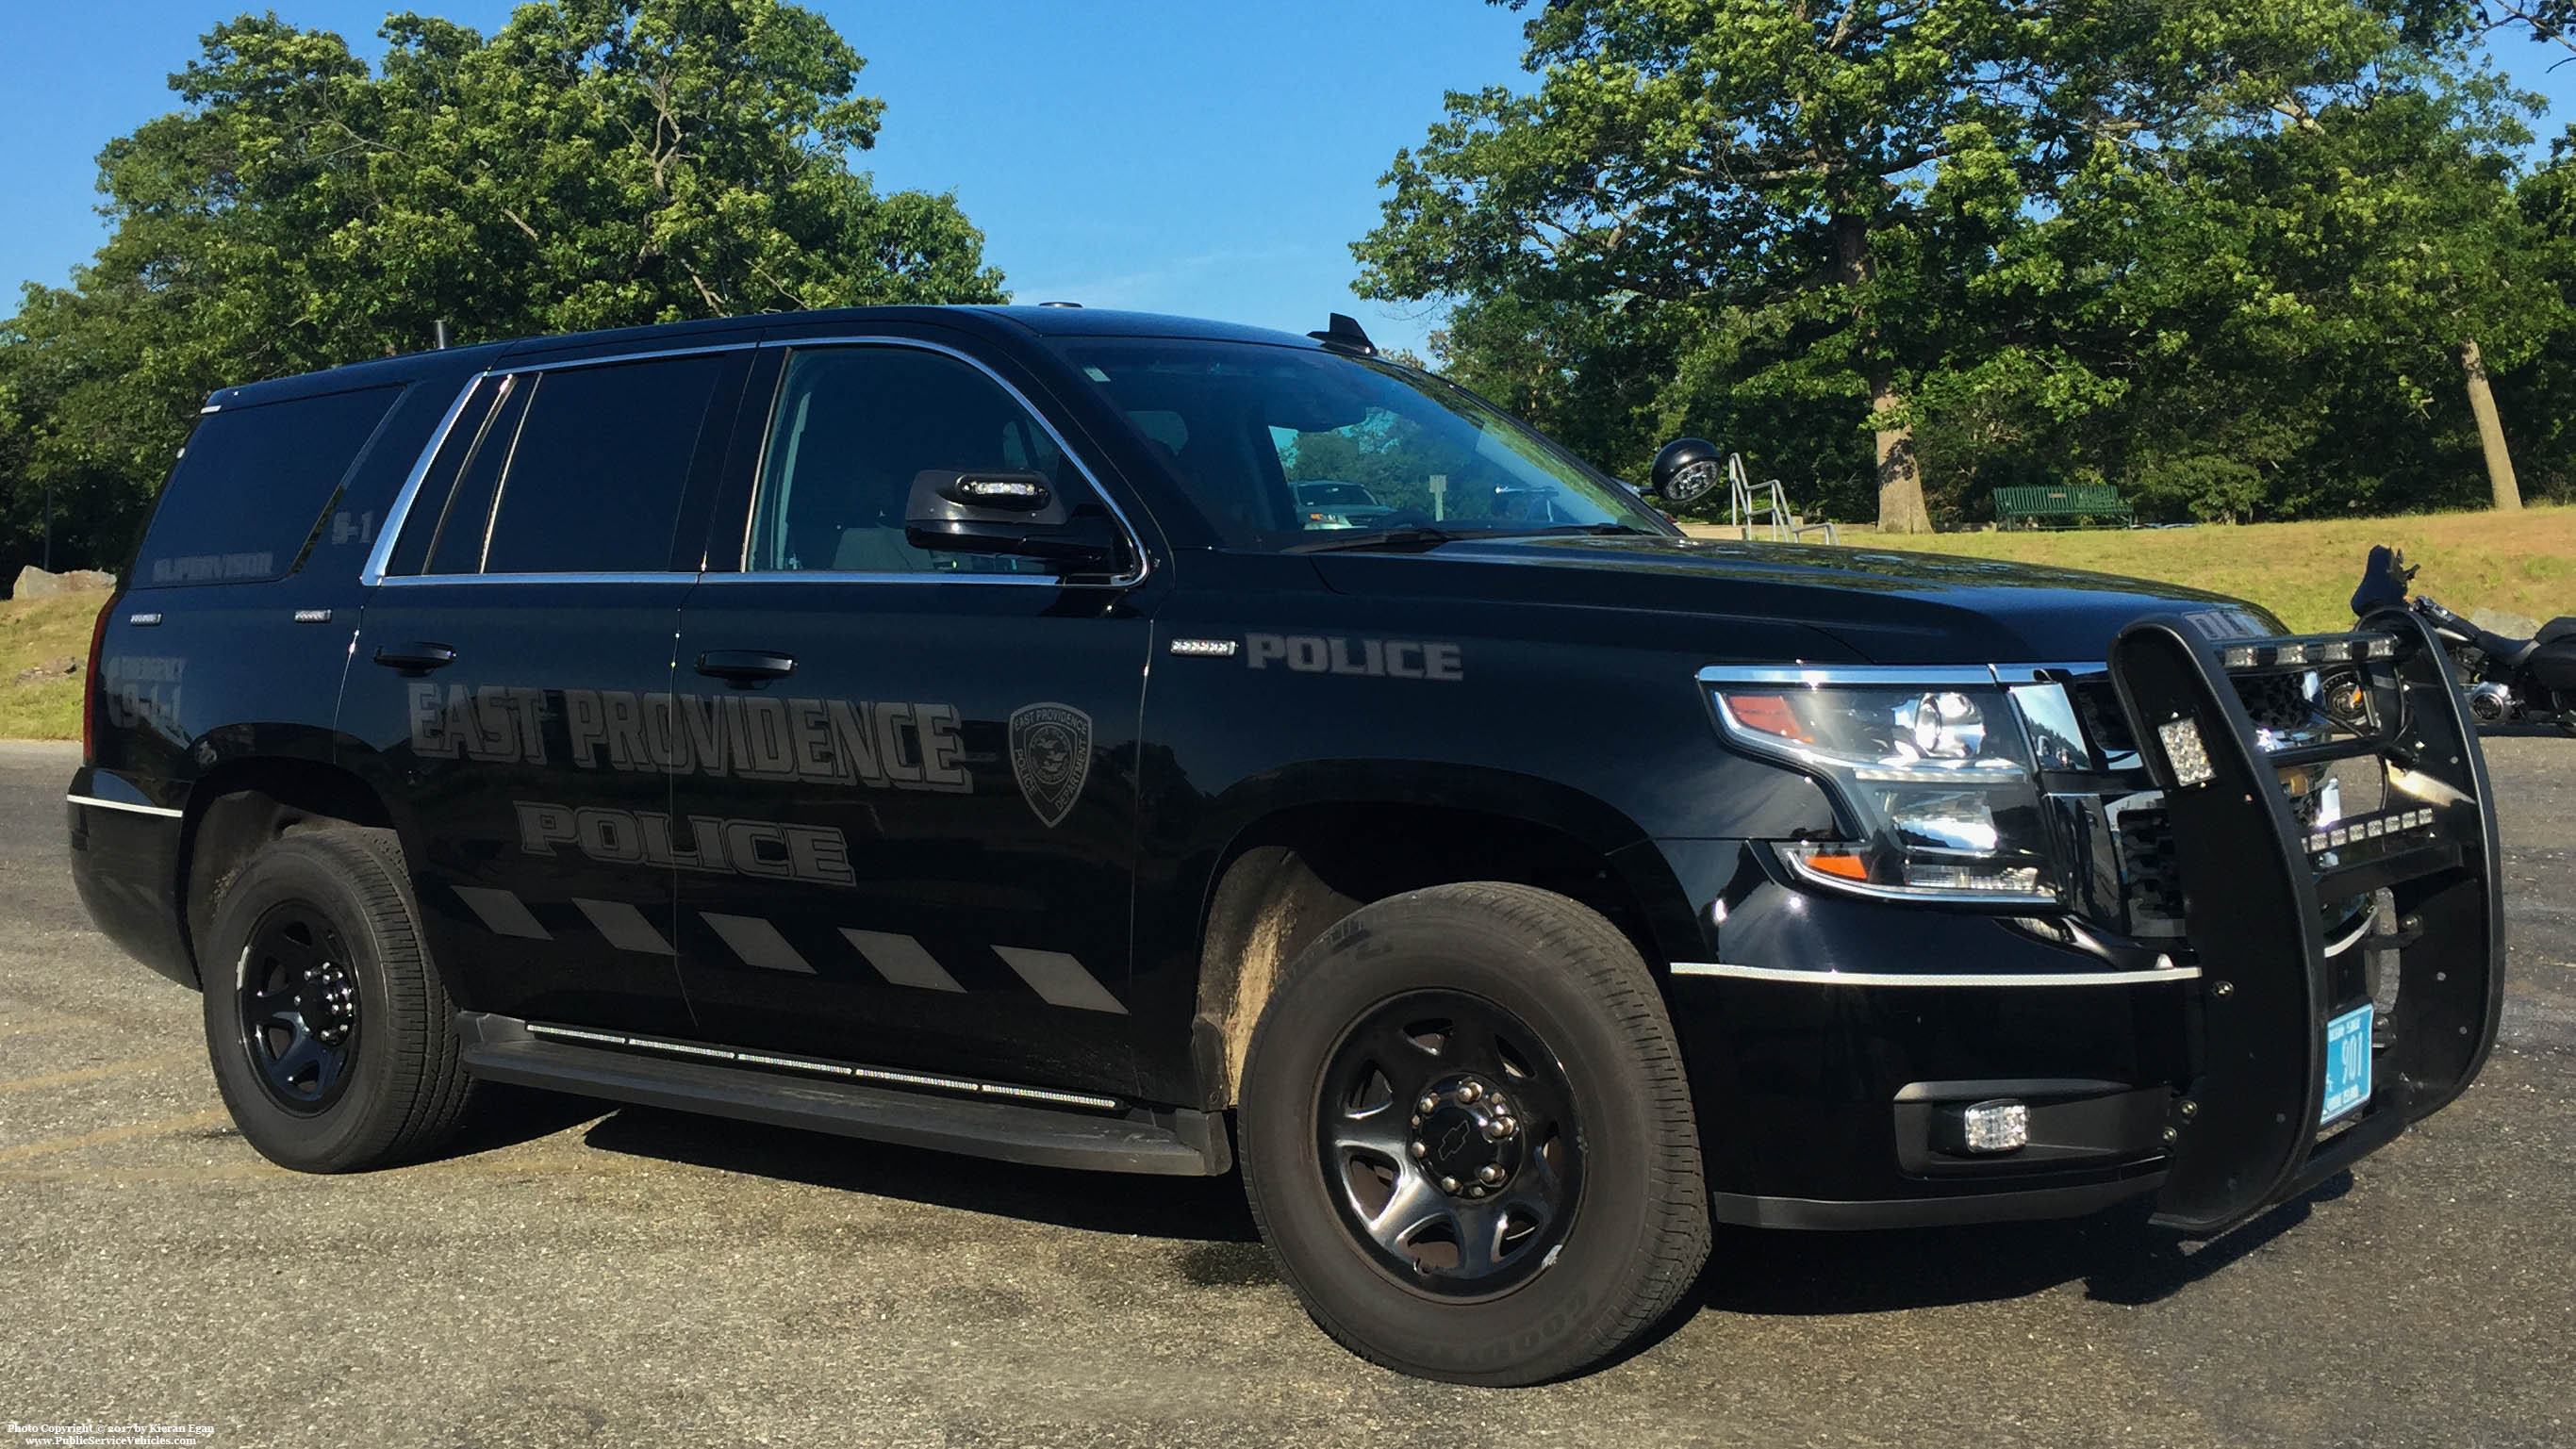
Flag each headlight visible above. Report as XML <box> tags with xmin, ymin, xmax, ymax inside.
<box><xmin>1707</xmin><ymin>669</ymin><xmax>2056</xmax><ymax>902</ymax></box>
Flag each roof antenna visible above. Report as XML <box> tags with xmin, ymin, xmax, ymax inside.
<box><xmin>1308</xmin><ymin>312</ymin><xmax>1377</xmax><ymax>356</ymax></box>
<box><xmin>433</xmin><ymin>320</ymin><xmax>451</xmax><ymax>350</ymax></box>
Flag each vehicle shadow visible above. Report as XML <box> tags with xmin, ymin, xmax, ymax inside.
<box><xmin>575</xmin><ymin>1103</ymin><xmax>1263</xmax><ymax>1243</ymax></box>
<box><xmin>1593</xmin><ymin>1173</ymin><xmax>2355</xmax><ymax>1373</ymax></box>
<box><xmin>446</xmin><ymin>1081</ymin><xmax>619</xmax><ymax>1155</ymax></box>
<box><xmin>469</xmin><ymin>1092</ymin><xmax>2364</xmax><ymax>1349</ymax></box>
<box><xmin>1693</xmin><ymin>1173</ymin><xmax>2350</xmax><ymax>1318</ymax></box>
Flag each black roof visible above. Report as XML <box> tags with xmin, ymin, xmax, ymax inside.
<box><xmin>971</xmin><ymin>305</ymin><xmax>1314</xmax><ymax>345</ymax></box>
<box><xmin>207</xmin><ymin>305</ymin><xmax>1330</xmax><ymax>408</ymax></box>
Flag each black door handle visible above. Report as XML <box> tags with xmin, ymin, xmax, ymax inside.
<box><xmin>696</xmin><ymin>650</ymin><xmax>797</xmax><ymax>687</ymax></box>
<box><xmin>372</xmin><ymin>641</ymin><xmax>457</xmax><ymax>674</ymax></box>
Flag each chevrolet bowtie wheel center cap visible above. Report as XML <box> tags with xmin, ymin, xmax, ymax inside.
<box><xmin>1410</xmin><ymin>1073</ymin><xmax>1521</xmax><ymax>1198</ymax></box>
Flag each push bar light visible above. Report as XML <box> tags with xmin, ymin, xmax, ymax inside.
<box><xmin>2156</xmin><ymin>716</ymin><xmax>2216</xmax><ymax>787</ymax></box>
<box><xmin>2222</xmin><ymin>634</ymin><xmax>2398</xmax><ymax>670</ymax></box>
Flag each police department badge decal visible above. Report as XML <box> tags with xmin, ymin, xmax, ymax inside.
<box><xmin>1009</xmin><ymin>702</ymin><xmax>1092</xmax><ymax>828</ymax></box>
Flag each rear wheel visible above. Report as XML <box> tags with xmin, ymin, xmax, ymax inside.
<box><xmin>201</xmin><ymin>829</ymin><xmax>474</xmax><ymax>1172</ymax></box>
<box><xmin>1238</xmin><ymin>881</ymin><xmax>1709</xmax><ymax>1385</ymax></box>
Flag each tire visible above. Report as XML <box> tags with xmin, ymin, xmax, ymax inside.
<box><xmin>200</xmin><ymin>828</ymin><xmax>474</xmax><ymax>1173</ymax></box>
<box><xmin>1237</xmin><ymin>881</ymin><xmax>1709</xmax><ymax>1385</ymax></box>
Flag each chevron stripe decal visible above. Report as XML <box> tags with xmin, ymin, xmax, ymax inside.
<box><xmin>992</xmin><ymin>947</ymin><xmax>1129</xmax><ymax>1014</ymax></box>
<box><xmin>702</xmin><ymin>913</ymin><xmax>816</xmax><ymax>974</ymax></box>
<box><xmin>450</xmin><ymin>886</ymin><xmax>1123</xmax><ymax>1011</ymax></box>
<box><xmin>572</xmin><ymin>898</ymin><xmax>675</xmax><ymax>955</ymax></box>
<box><xmin>842</xmin><ymin>930</ymin><xmax>966</xmax><ymax>993</ymax></box>
<box><xmin>454</xmin><ymin>885</ymin><xmax>553</xmax><ymax>940</ymax></box>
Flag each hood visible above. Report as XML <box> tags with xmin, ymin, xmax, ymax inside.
<box><xmin>1307</xmin><ymin>534</ymin><xmax>2283</xmax><ymax>665</ymax></box>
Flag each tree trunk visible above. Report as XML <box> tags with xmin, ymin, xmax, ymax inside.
<box><xmin>1832</xmin><ymin>212</ymin><xmax>1931</xmax><ymax>534</ymax></box>
<box><xmin>1871</xmin><ymin>373</ymin><xmax>1931</xmax><ymax>535</ymax></box>
<box><xmin>2459</xmin><ymin>338</ymin><xmax>2522</xmax><ymax>513</ymax></box>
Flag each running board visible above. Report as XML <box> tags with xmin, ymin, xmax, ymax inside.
<box><xmin>454</xmin><ymin>1013</ymin><xmax>1230</xmax><ymax>1177</ymax></box>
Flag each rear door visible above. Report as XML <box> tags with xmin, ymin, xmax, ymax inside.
<box><xmin>665</xmin><ymin>337</ymin><xmax>1157</xmax><ymax>1094</ymax></box>
<box><xmin>341</xmin><ymin>346</ymin><xmax>749</xmax><ymax>1037</ymax></box>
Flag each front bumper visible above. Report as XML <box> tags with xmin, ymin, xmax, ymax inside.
<box><xmin>1665</xmin><ymin>896</ymin><xmax>2193</xmax><ymax>1226</ymax></box>
<box><xmin>1660</xmin><ymin>608</ymin><xmax>2505</xmax><ymax>1231</ymax></box>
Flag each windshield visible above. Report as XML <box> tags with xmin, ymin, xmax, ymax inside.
<box><xmin>1055</xmin><ymin>338</ymin><xmax>1671</xmax><ymax>551</ymax></box>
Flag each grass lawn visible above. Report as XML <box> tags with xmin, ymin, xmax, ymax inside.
<box><xmin>0</xmin><ymin>592</ymin><xmax>106</xmax><ymax>741</ymax></box>
<box><xmin>1690</xmin><ymin>503</ymin><xmax>2576</xmax><ymax>635</ymax></box>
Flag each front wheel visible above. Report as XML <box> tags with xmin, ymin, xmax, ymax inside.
<box><xmin>1237</xmin><ymin>882</ymin><xmax>1709</xmax><ymax>1385</ymax></box>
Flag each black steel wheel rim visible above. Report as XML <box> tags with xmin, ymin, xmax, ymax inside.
<box><xmin>234</xmin><ymin>903</ymin><xmax>361</xmax><ymax>1114</ymax></box>
<box><xmin>1314</xmin><ymin>989</ymin><xmax>1584</xmax><ymax>1299</ymax></box>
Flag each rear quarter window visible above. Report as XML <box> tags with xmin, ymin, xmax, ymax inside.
<box><xmin>132</xmin><ymin>385</ymin><xmax>405</xmax><ymax>587</ymax></box>
<box><xmin>384</xmin><ymin>353</ymin><xmax>725</xmax><ymax>576</ymax></box>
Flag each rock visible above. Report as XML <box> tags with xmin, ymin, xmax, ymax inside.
<box><xmin>13</xmin><ymin>656</ymin><xmax>82</xmax><ymax>685</ymax></box>
<box><xmin>11</xmin><ymin>566</ymin><xmax>118</xmax><ymax>600</ymax></box>
<box><xmin>2469</xmin><ymin>606</ymin><xmax>2541</xmax><ymax>641</ymax></box>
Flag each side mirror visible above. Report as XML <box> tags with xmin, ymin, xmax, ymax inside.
<box><xmin>904</xmin><ymin>469</ymin><xmax>1125</xmax><ymax>569</ymax></box>
<box><xmin>1649</xmin><ymin>437</ymin><xmax>1725</xmax><ymax>505</ymax></box>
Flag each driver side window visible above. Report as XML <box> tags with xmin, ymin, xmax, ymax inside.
<box><xmin>749</xmin><ymin>346</ymin><xmax>1068</xmax><ymax>574</ymax></box>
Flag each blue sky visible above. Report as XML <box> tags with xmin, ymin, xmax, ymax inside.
<box><xmin>5</xmin><ymin>3</ymin><xmax>2575</xmax><ymax>362</ymax></box>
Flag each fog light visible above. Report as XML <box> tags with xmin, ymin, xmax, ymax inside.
<box><xmin>1957</xmin><ymin>1099</ymin><xmax>2029</xmax><ymax>1155</ymax></box>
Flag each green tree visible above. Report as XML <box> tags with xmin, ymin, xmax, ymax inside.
<box><xmin>1357</xmin><ymin>0</ymin><xmax>2543</xmax><ymax>530</ymax></box>
<box><xmin>0</xmin><ymin>0</ymin><xmax>1003</xmax><ymax>578</ymax></box>
<box><xmin>1940</xmin><ymin>50</ymin><xmax>2549</xmax><ymax>522</ymax></box>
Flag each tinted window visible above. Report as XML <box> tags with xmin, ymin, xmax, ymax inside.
<box><xmin>746</xmin><ymin>347</ymin><xmax>1072</xmax><ymax>575</ymax></box>
<box><xmin>423</xmin><ymin>375</ymin><xmax>535</xmax><ymax>576</ymax></box>
<box><xmin>133</xmin><ymin>385</ymin><xmax>404</xmax><ymax>587</ymax></box>
<box><xmin>1058</xmin><ymin>339</ymin><xmax>1667</xmax><ymax>551</ymax></box>
<box><xmin>439</xmin><ymin>354</ymin><xmax>723</xmax><ymax>574</ymax></box>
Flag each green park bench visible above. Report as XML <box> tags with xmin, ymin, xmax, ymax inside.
<box><xmin>1990</xmin><ymin>484</ymin><xmax>2135</xmax><ymax>530</ymax></box>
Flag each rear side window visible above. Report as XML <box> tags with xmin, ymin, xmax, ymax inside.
<box><xmin>391</xmin><ymin>354</ymin><xmax>723</xmax><ymax>576</ymax></box>
<box><xmin>132</xmin><ymin>385</ymin><xmax>404</xmax><ymax>587</ymax></box>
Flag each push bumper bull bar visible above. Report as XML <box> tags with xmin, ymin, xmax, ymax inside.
<box><xmin>2108</xmin><ymin>607</ymin><xmax>2505</xmax><ymax>1232</ymax></box>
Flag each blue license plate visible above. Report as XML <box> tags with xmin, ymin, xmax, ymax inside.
<box><xmin>2321</xmin><ymin>1004</ymin><xmax>2373</xmax><ymax>1124</ymax></box>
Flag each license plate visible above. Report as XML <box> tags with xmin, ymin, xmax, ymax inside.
<box><xmin>2321</xmin><ymin>1004</ymin><xmax>2373</xmax><ymax>1124</ymax></box>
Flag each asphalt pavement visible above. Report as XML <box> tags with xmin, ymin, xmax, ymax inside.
<box><xmin>1</xmin><ymin>735</ymin><xmax>2569</xmax><ymax>1448</ymax></box>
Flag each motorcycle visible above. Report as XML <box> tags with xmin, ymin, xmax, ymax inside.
<box><xmin>2352</xmin><ymin>545</ymin><xmax>2576</xmax><ymax>734</ymax></box>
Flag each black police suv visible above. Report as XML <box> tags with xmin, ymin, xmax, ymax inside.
<box><xmin>68</xmin><ymin>305</ymin><xmax>2504</xmax><ymax>1385</ymax></box>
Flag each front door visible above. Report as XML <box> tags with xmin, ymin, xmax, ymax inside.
<box><xmin>667</xmin><ymin>339</ymin><xmax>1154</xmax><ymax>1094</ymax></box>
<box><xmin>343</xmin><ymin>348</ymin><xmax>746</xmax><ymax>1036</ymax></box>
